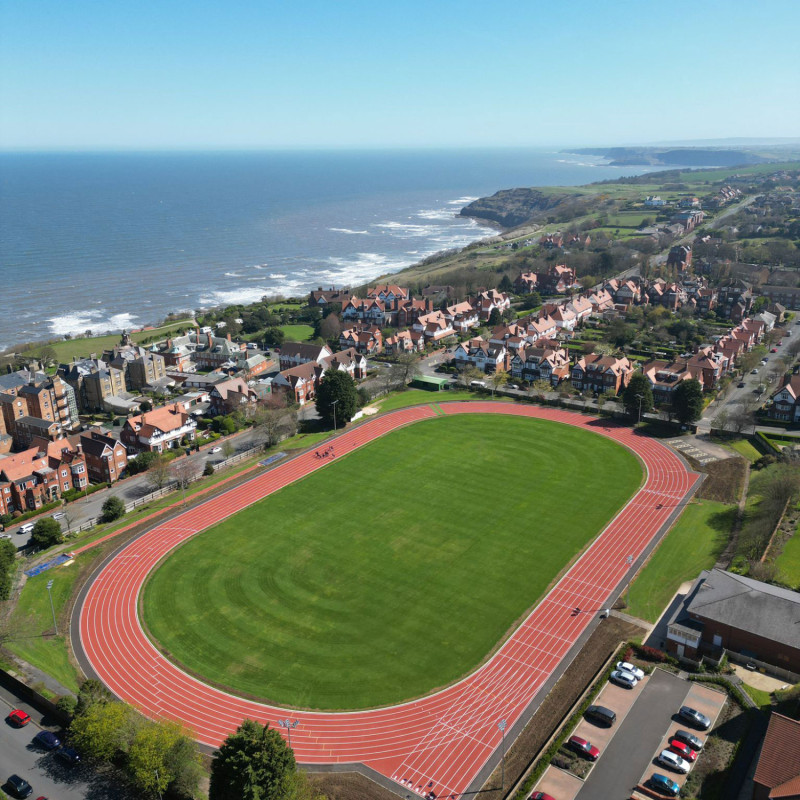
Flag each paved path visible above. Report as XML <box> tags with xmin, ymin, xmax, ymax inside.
<box><xmin>73</xmin><ymin>403</ymin><xmax>698</xmax><ymax>800</ymax></box>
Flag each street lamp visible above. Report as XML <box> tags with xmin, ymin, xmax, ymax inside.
<box><xmin>498</xmin><ymin>719</ymin><xmax>507</xmax><ymax>789</ymax></box>
<box><xmin>46</xmin><ymin>579</ymin><xmax>57</xmax><ymax>635</ymax></box>
<box><xmin>331</xmin><ymin>398</ymin><xmax>339</xmax><ymax>431</ymax></box>
<box><xmin>636</xmin><ymin>392</ymin><xmax>644</xmax><ymax>425</ymax></box>
<box><xmin>278</xmin><ymin>718</ymin><xmax>299</xmax><ymax>750</ymax></box>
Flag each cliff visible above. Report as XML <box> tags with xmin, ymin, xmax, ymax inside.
<box><xmin>564</xmin><ymin>147</ymin><xmax>770</xmax><ymax>167</ymax></box>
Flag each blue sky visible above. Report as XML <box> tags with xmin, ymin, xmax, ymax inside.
<box><xmin>1</xmin><ymin>0</ymin><xmax>798</xmax><ymax>150</ymax></box>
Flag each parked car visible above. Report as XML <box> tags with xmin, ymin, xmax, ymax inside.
<box><xmin>648</xmin><ymin>773</ymin><xmax>679</xmax><ymax>797</ymax></box>
<box><xmin>771</xmin><ymin>347</ymin><xmax>779</xmax><ymax>353</ymax></box>
<box><xmin>209</xmin><ymin>446</ymin><xmax>222</xmax><ymax>454</ymax></box>
<box><xmin>751</xmin><ymin>368</ymin><xmax>760</xmax><ymax>374</ymax></box>
<box><xmin>737</xmin><ymin>381</ymin><xmax>746</xmax><ymax>388</ymax></box>
<box><xmin>528</xmin><ymin>793</ymin><xmax>556</xmax><ymax>800</ymax></box>
<box><xmin>584</xmin><ymin>704</ymin><xmax>616</xmax><ymax>726</ymax></box>
<box><xmin>56</xmin><ymin>746</ymin><xmax>81</xmax><ymax>766</ymax></box>
<box><xmin>6</xmin><ymin>709</ymin><xmax>30</xmax><ymax>727</ymax></box>
<box><xmin>5</xmin><ymin>774</ymin><xmax>33</xmax><ymax>799</ymax></box>
<box><xmin>668</xmin><ymin>739</ymin><xmax>697</xmax><ymax>762</ymax></box>
<box><xmin>33</xmin><ymin>730</ymin><xmax>60</xmax><ymax>750</ymax></box>
<box><xmin>567</xmin><ymin>734</ymin><xmax>600</xmax><ymax>761</ymax></box>
<box><xmin>658</xmin><ymin>748</ymin><xmax>690</xmax><ymax>774</ymax></box>
<box><xmin>616</xmin><ymin>661</ymin><xmax>645</xmax><ymax>681</ymax></box>
<box><xmin>610</xmin><ymin>669</ymin><xmax>638</xmax><ymax>689</ymax></box>
<box><xmin>679</xmin><ymin>705</ymin><xmax>711</xmax><ymax>730</ymax></box>
<box><xmin>52</xmin><ymin>511</ymin><xmax>65</xmax><ymax>520</ymax></box>
<box><xmin>673</xmin><ymin>729</ymin><xmax>704</xmax><ymax>751</ymax></box>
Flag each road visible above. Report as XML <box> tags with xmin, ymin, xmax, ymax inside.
<box><xmin>0</xmin><ymin>692</ymin><xmax>131</xmax><ymax>800</ymax></box>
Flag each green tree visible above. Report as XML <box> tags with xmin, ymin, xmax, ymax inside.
<box><xmin>315</xmin><ymin>371</ymin><xmax>358</xmax><ymax>428</ymax></box>
<box><xmin>203</xmin><ymin>460</ymin><xmax>215</xmax><ymax>476</ymax></box>
<box><xmin>263</xmin><ymin>327</ymin><xmax>286</xmax><ymax>348</ymax></box>
<box><xmin>70</xmin><ymin>701</ymin><xmax>137</xmax><ymax>763</ymax></box>
<box><xmin>209</xmin><ymin>720</ymin><xmax>296</xmax><ymax>800</ymax></box>
<box><xmin>127</xmin><ymin>719</ymin><xmax>202</xmax><ymax>798</ymax></box>
<box><xmin>31</xmin><ymin>517</ymin><xmax>64</xmax><ymax>549</ymax></box>
<box><xmin>76</xmin><ymin>678</ymin><xmax>113</xmax><ymax>716</ymax></box>
<box><xmin>622</xmin><ymin>373</ymin><xmax>654</xmax><ymax>421</ymax></box>
<box><xmin>521</xmin><ymin>291</ymin><xmax>542</xmax><ymax>310</ymax></box>
<box><xmin>488</xmin><ymin>308</ymin><xmax>503</xmax><ymax>327</ymax></box>
<box><xmin>672</xmin><ymin>378</ymin><xmax>704</xmax><ymax>424</ymax></box>
<box><xmin>100</xmin><ymin>495</ymin><xmax>126</xmax><ymax>523</ymax></box>
<box><xmin>498</xmin><ymin>274</ymin><xmax>514</xmax><ymax>293</ymax></box>
<box><xmin>0</xmin><ymin>538</ymin><xmax>16</xmax><ymax>600</ymax></box>
<box><xmin>146</xmin><ymin>453</ymin><xmax>172</xmax><ymax>491</ymax></box>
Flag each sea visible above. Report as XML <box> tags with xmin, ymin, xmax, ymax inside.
<box><xmin>0</xmin><ymin>148</ymin><xmax>663</xmax><ymax>351</ymax></box>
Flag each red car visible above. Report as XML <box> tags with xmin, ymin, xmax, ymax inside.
<box><xmin>529</xmin><ymin>793</ymin><xmax>556</xmax><ymax>800</ymax></box>
<box><xmin>567</xmin><ymin>734</ymin><xmax>601</xmax><ymax>760</ymax></box>
<box><xmin>7</xmin><ymin>708</ymin><xmax>31</xmax><ymax>727</ymax></box>
<box><xmin>771</xmin><ymin>347</ymin><xmax>779</xmax><ymax>353</ymax></box>
<box><xmin>668</xmin><ymin>738</ymin><xmax>697</xmax><ymax>762</ymax></box>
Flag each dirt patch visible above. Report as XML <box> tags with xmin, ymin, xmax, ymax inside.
<box><xmin>478</xmin><ymin>616</ymin><xmax>645</xmax><ymax>799</ymax></box>
<box><xmin>692</xmin><ymin>456</ymin><xmax>748</xmax><ymax>504</ymax></box>
<box><xmin>309</xmin><ymin>771</ymin><xmax>401</xmax><ymax>800</ymax></box>
<box><xmin>551</xmin><ymin>748</ymin><xmax>592</xmax><ymax>779</ymax></box>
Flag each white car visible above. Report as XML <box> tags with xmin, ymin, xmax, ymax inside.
<box><xmin>0</xmin><ymin>533</ymin><xmax>12</xmax><ymax>540</ymax></box>
<box><xmin>209</xmin><ymin>446</ymin><xmax>222</xmax><ymax>454</ymax></box>
<box><xmin>610</xmin><ymin>669</ymin><xmax>638</xmax><ymax>689</ymax></box>
<box><xmin>658</xmin><ymin>749</ymin><xmax>690</xmax><ymax>774</ymax></box>
<box><xmin>616</xmin><ymin>661</ymin><xmax>645</xmax><ymax>681</ymax></box>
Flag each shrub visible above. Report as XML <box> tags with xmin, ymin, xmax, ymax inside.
<box><xmin>31</xmin><ymin>517</ymin><xmax>64</xmax><ymax>549</ymax></box>
<box><xmin>62</xmin><ymin>482</ymin><xmax>108</xmax><ymax>503</ymax></box>
<box><xmin>100</xmin><ymin>496</ymin><xmax>126</xmax><ymax>523</ymax></box>
<box><xmin>203</xmin><ymin>461</ymin><xmax>215</xmax><ymax>476</ymax></box>
<box><xmin>56</xmin><ymin>695</ymin><xmax>78</xmax><ymax>718</ymax></box>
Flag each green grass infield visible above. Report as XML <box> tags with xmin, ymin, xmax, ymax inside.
<box><xmin>142</xmin><ymin>413</ymin><xmax>641</xmax><ymax>710</ymax></box>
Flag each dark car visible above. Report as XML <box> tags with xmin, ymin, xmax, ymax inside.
<box><xmin>584</xmin><ymin>704</ymin><xmax>616</xmax><ymax>726</ymax></box>
<box><xmin>649</xmin><ymin>773</ymin><xmax>679</xmax><ymax>797</ymax></box>
<box><xmin>679</xmin><ymin>705</ymin><xmax>711</xmax><ymax>729</ymax></box>
<box><xmin>56</xmin><ymin>746</ymin><xmax>81</xmax><ymax>766</ymax></box>
<box><xmin>32</xmin><ymin>730</ymin><xmax>60</xmax><ymax>750</ymax></box>
<box><xmin>673</xmin><ymin>728</ymin><xmax>704</xmax><ymax>751</ymax></box>
<box><xmin>5</xmin><ymin>774</ymin><xmax>33</xmax><ymax>799</ymax></box>
<box><xmin>737</xmin><ymin>381</ymin><xmax>745</xmax><ymax>388</ymax></box>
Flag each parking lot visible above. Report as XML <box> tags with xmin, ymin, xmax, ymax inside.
<box><xmin>530</xmin><ymin>669</ymin><xmax>727</xmax><ymax>800</ymax></box>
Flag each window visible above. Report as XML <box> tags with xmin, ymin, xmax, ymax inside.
<box><xmin>63</xmin><ymin>483</ymin><xmax>69</xmax><ymax>491</ymax></box>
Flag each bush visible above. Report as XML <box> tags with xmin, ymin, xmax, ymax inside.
<box><xmin>203</xmin><ymin>461</ymin><xmax>215</xmax><ymax>476</ymax></box>
<box><xmin>100</xmin><ymin>496</ymin><xmax>126</xmax><ymax>523</ymax></box>
<box><xmin>62</xmin><ymin>482</ymin><xmax>108</xmax><ymax>503</ymax></box>
<box><xmin>31</xmin><ymin>517</ymin><xmax>64</xmax><ymax>549</ymax></box>
<box><xmin>56</xmin><ymin>695</ymin><xmax>78</xmax><ymax>718</ymax></box>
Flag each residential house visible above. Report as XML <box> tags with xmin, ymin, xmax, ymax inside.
<box><xmin>511</xmin><ymin>344</ymin><xmax>570</xmax><ymax>385</ymax></box>
<box><xmin>341</xmin><ymin>297</ymin><xmax>389</xmax><ymax>326</ymax></box>
<box><xmin>718</xmin><ymin>281</ymin><xmax>754</xmax><ymax>321</ymax></box>
<box><xmin>413</xmin><ymin>311</ymin><xmax>455</xmax><ymax>342</ymax></box>
<box><xmin>272</xmin><ymin>361</ymin><xmax>324</xmax><ymax>406</ymax></box>
<box><xmin>0</xmin><ymin>443</ymin><xmax>87</xmax><ymax>516</ymax></box>
<box><xmin>384</xmin><ymin>330</ymin><xmax>424</xmax><ymax>355</ymax></box>
<box><xmin>104</xmin><ymin>332</ymin><xmax>168</xmax><ymax>390</ymax></box>
<box><xmin>208</xmin><ymin>377</ymin><xmax>259</xmax><ymax>416</ymax></box>
<box><xmin>473</xmin><ymin>290</ymin><xmax>511</xmax><ymax>321</ymax></box>
<box><xmin>585</xmin><ymin>288</ymin><xmax>615</xmax><ymax>314</ymax></box>
<box><xmin>550</xmin><ymin>305</ymin><xmax>578</xmax><ymax>331</ymax></box>
<box><xmin>679</xmin><ymin>196</ymin><xmax>701</xmax><ymax>208</ymax></box>
<box><xmin>515</xmin><ymin>272</ymin><xmax>539</xmax><ymax>294</ymax></box>
<box><xmin>538</xmin><ymin>233</ymin><xmax>564</xmax><ymax>249</ymax></box>
<box><xmin>278</xmin><ymin>343</ymin><xmax>332</xmax><ymax>371</ymax></box>
<box><xmin>535</xmin><ymin>264</ymin><xmax>577</xmax><ymax>295</ymax></box>
<box><xmin>768</xmin><ymin>375</ymin><xmax>800</xmax><ymax>423</ymax></box>
<box><xmin>571</xmin><ymin>354</ymin><xmax>633</xmax><ymax>394</ymax></box>
<box><xmin>395</xmin><ymin>297</ymin><xmax>433</xmax><ymax>328</ymax></box>
<box><xmin>665</xmin><ymin>568</ymin><xmax>800</xmax><ymax>674</ymax></box>
<box><xmin>565</xmin><ymin>295</ymin><xmax>593</xmax><ymax>324</ymax></box>
<box><xmin>614</xmin><ymin>279</ymin><xmax>642</xmax><ymax>307</ymax></box>
<box><xmin>309</xmin><ymin>287</ymin><xmax>353</xmax><ymax>309</ymax></box>
<box><xmin>443</xmin><ymin>301</ymin><xmax>479</xmax><ymax>333</ymax></box>
<box><xmin>756</xmin><ymin>310</ymin><xmax>778</xmax><ymax>332</ymax></box>
<box><xmin>525</xmin><ymin>314</ymin><xmax>559</xmax><ymax>343</ymax></box>
<box><xmin>642</xmin><ymin>359</ymin><xmax>706</xmax><ymax>405</ymax></box>
<box><xmin>71</xmin><ymin>428</ymin><xmax>128</xmax><ymax>485</ymax></box>
<box><xmin>339</xmin><ymin>325</ymin><xmax>383</xmax><ymax>355</ymax></box>
<box><xmin>452</xmin><ymin>337</ymin><xmax>506</xmax><ymax>374</ymax></box>
<box><xmin>321</xmin><ymin>348</ymin><xmax>368</xmax><ymax>381</ymax></box>
<box><xmin>644</xmin><ymin>195</ymin><xmax>665</xmax><ymax>207</ymax></box>
<box><xmin>667</xmin><ymin>245</ymin><xmax>692</xmax><ymax>273</ymax></box>
<box><xmin>121</xmin><ymin>404</ymin><xmax>197</xmax><ymax>453</ymax></box>
<box><xmin>58</xmin><ymin>358</ymin><xmax>126</xmax><ymax>413</ymax></box>
<box><xmin>753</xmin><ymin>712</ymin><xmax>800</xmax><ymax>800</ymax></box>
<box><xmin>695</xmin><ymin>288</ymin><xmax>718</xmax><ymax>314</ymax></box>
<box><xmin>672</xmin><ymin>209</ymin><xmax>704</xmax><ymax>233</ymax></box>
<box><xmin>367</xmin><ymin>284</ymin><xmax>410</xmax><ymax>304</ymax></box>
<box><xmin>760</xmin><ymin>285</ymin><xmax>800</xmax><ymax>311</ymax></box>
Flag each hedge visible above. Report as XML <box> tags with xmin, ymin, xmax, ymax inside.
<box><xmin>2</xmin><ymin>500</ymin><xmax>62</xmax><ymax>526</ymax></box>
<box><xmin>62</xmin><ymin>482</ymin><xmax>109</xmax><ymax>503</ymax></box>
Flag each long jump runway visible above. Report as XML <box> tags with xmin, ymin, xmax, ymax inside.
<box><xmin>73</xmin><ymin>402</ymin><xmax>698</xmax><ymax>798</ymax></box>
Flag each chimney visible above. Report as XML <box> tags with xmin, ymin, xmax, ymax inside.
<box><xmin>227</xmin><ymin>333</ymin><xmax>232</xmax><ymax>343</ymax></box>
<box><xmin>166</xmin><ymin>338</ymin><xmax>172</xmax><ymax>349</ymax></box>
<box><xmin>207</xmin><ymin>331</ymin><xmax>213</xmax><ymax>347</ymax></box>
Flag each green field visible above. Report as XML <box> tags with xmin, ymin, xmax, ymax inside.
<box><xmin>775</xmin><ymin>512</ymin><xmax>800</xmax><ymax>588</ymax></box>
<box><xmin>626</xmin><ymin>500</ymin><xmax>734</xmax><ymax>622</ymax></box>
<box><xmin>143</xmin><ymin>414</ymin><xmax>641</xmax><ymax>709</ymax></box>
<box><xmin>279</xmin><ymin>324</ymin><xmax>314</xmax><ymax>341</ymax></box>
<box><xmin>16</xmin><ymin>319</ymin><xmax>195</xmax><ymax>363</ymax></box>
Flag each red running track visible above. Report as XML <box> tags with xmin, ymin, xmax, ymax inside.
<box><xmin>77</xmin><ymin>403</ymin><xmax>697</xmax><ymax>798</ymax></box>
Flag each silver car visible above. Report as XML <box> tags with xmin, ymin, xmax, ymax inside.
<box><xmin>610</xmin><ymin>669</ymin><xmax>638</xmax><ymax>689</ymax></box>
<box><xmin>658</xmin><ymin>748</ymin><xmax>690</xmax><ymax>774</ymax></box>
<box><xmin>616</xmin><ymin>661</ymin><xmax>645</xmax><ymax>681</ymax></box>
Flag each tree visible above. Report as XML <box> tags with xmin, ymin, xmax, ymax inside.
<box><xmin>263</xmin><ymin>327</ymin><xmax>286</xmax><ymax>348</ymax></box>
<box><xmin>126</xmin><ymin>450</ymin><xmax>160</xmax><ymax>476</ymax></box>
<box><xmin>0</xmin><ymin>538</ymin><xmax>16</xmax><ymax>600</ymax></box>
<box><xmin>488</xmin><ymin>308</ymin><xmax>502</xmax><ymax>327</ymax></box>
<box><xmin>393</xmin><ymin>352</ymin><xmax>420</xmax><ymax>385</ymax></box>
<box><xmin>489</xmin><ymin>370</ymin><xmax>508</xmax><ymax>397</ymax></box>
<box><xmin>253</xmin><ymin>395</ymin><xmax>297</xmax><ymax>449</ymax></box>
<box><xmin>139</xmin><ymin>399</ymin><xmax>153</xmax><ymax>413</ymax></box>
<box><xmin>203</xmin><ymin>460</ymin><xmax>215</xmax><ymax>476</ymax></box>
<box><xmin>315</xmin><ymin>371</ymin><xmax>358</xmax><ymax>428</ymax></box>
<box><xmin>221</xmin><ymin>440</ymin><xmax>235</xmax><ymax>458</ymax></box>
<box><xmin>622</xmin><ymin>373</ymin><xmax>654</xmax><ymax>421</ymax></box>
<box><xmin>171</xmin><ymin>458</ymin><xmax>200</xmax><ymax>500</ymax></box>
<box><xmin>100</xmin><ymin>496</ymin><xmax>126</xmax><ymax>523</ymax></box>
<box><xmin>76</xmin><ymin>678</ymin><xmax>113</xmax><ymax>716</ymax></box>
<box><xmin>458</xmin><ymin>366</ymin><xmax>484</xmax><ymax>388</ymax></box>
<box><xmin>319</xmin><ymin>313</ymin><xmax>341</xmax><ymax>342</ymax></box>
<box><xmin>672</xmin><ymin>378</ymin><xmax>704</xmax><ymax>424</ymax></box>
<box><xmin>146</xmin><ymin>454</ymin><xmax>171</xmax><ymax>491</ymax></box>
<box><xmin>127</xmin><ymin>719</ymin><xmax>202</xmax><ymax>798</ymax></box>
<box><xmin>31</xmin><ymin>517</ymin><xmax>64</xmax><ymax>549</ymax></box>
<box><xmin>713</xmin><ymin>408</ymin><xmax>730</xmax><ymax>433</ymax></box>
<box><xmin>209</xmin><ymin>720</ymin><xmax>296</xmax><ymax>800</ymax></box>
<box><xmin>531</xmin><ymin>379</ymin><xmax>551</xmax><ymax>400</ymax></box>
<box><xmin>70</xmin><ymin>701</ymin><xmax>138</xmax><ymax>763</ymax></box>
<box><xmin>521</xmin><ymin>291</ymin><xmax>542</xmax><ymax>310</ymax></box>
<box><xmin>498</xmin><ymin>274</ymin><xmax>514</xmax><ymax>293</ymax></box>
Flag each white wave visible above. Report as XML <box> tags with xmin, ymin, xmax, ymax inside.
<box><xmin>269</xmin><ymin>273</ymin><xmax>287</xmax><ymax>279</ymax></box>
<box><xmin>198</xmin><ymin>287</ymin><xmax>272</xmax><ymax>306</ymax></box>
<box><xmin>447</xmin><ymin>196</ymin><xmax>479</xmax><ymax>205</ymax></box>
<box><xmin>224</xmin><ymin>271</ymin><xmax>244</xmax><ymax>277</ymax></box>
<box><xmin>252</xmin><ymin>264</ymin><xmax>269</xmax><ymax>269</ymax></box>
<box><xmin>328</xmin><ymin>227</ymin><xmax>370</xmax><ymax>235</ymax></box>
<box><xmin>48</xmin><ymin>310</ymin><xmax>139</xmax><ymax>338</ymax></box>
<box><xmin>416</xmin><ymin>208</ymin><xmax>457</xmax><ymax>221</ymax></box>
<box><xmin>373</xmin><ymin>220</ymin><xmax>444</xmax><ymax>239</ymax></box>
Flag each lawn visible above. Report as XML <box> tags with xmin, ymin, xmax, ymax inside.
<box><xmin>18</xmin><ymin>319</ymin><xmax>194</xmax><ymax>363</ymax></box>
<box><xmin>626</xmin><ymin>500</ymin><xmax>734</xmax><ymax>623</ymax></box>
<box><xmin>776</xmin><ymin>515</ymin><xmax>800</xmax><ymax>587</ymax></box>
<box><xmin>725</xmin><ymin>438</ymin><xmax>762</xmax><ymax>463</ymax></box>
<box><xmin>374</xmin><ymin>388</ymin><xmax>514</xmax><ymax>413</ymax></box>
<box><xmin>279</xmin><ymin>324</ymin><xmax>314</xmax><ymax>341</ymax></box>
<box><xmin>142</xmin><ymin>414</ymin><xmax>642</xmax><ymax>710</ymax></box>
<box><xmin>6</xmin><ymin>559</ymin><xmax>86</xmax><ymax>693</ymax></box>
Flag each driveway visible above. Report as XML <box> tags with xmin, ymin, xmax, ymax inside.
<box><xmin>574</xmin><ymin>670</ymin><xmax>691</xmax><ymax>800</ymax></box>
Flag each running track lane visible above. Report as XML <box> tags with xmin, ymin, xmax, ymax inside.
<box><xmin>77</xmin><ymin>403</ymin><xmax>697</xmax><ymax>799</ymax></box>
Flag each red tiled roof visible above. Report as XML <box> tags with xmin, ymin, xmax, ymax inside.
<box><xmin>754</xmin><ymin>713</ymin><xmax>800</xmax><ymax>794</ymax></box>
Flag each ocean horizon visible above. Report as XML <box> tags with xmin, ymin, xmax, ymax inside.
<box><xmin>0</xmin><ymin>148</ymin><xmax>664</xmax><ymax>352</ymax></box>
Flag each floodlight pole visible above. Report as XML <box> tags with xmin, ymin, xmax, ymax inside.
<box><xmin>636</xmin><ymin>393</ymin><xmax>643</xmax><ymax>425</ymax></box>
<box><xmin>46</xmin><ymin>579</ymin><xmax>57</xmax><ymax>635</ymax></box>
<box><xmin>498</xmin><ymin>719</ymin><xmax>507</xmax><ymax>789</ymax></box>
<box><xmin>331</xmin><ymin>398</ymin><xmax>339</xmax><ymax>431</ymax></box>
<box><xmin>278</xmin><ymin>718</ymin><xmax>299</xmax><ymax>750</ymax></box>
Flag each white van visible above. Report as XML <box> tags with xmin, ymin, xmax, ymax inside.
<box><xmin>19</xmin><ymin>522</ymin><xmax>35</xmax><ymax>535</ymax></box>
<box><xmin>470</xmin><ymin>380</ymin><xmax>487</xmax><ymax>388</ymax></box>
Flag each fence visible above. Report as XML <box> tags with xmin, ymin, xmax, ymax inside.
<box><xmin>724</xmin><ymin>649</ymin><xmax>800</xmax><ymax>685</ymax></box>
